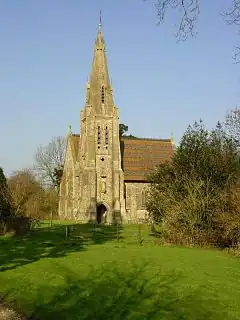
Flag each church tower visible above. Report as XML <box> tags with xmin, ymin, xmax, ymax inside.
<box><xmin>59</xmin><ymin>16</ymin><xmax>174</xmax><ymax>224</ymax></box>
<box><xmin>75</xmin><ymin>17</ymin><xmax>125</xmax><ymax>223</ymax></box>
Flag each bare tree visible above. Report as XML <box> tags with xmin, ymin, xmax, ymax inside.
<box><xmin>150</xmin><ymin>0</ymin><xmax>240</xmax><ymax>58</ymax></box>
<box><xmin>34</xmin><ymin>136</ymin><xmax>66</xmax><ymax>188</ymax></box>
<box><xmin>225</xmin><ymin>0</ymin><xmax>240</xmax><ymax>27</ymax></box>
<box><xmin>154</xmin><ymin>0</ymin><xmax>200</xmax><ymax>41</ymax></box>
<box><xmin>8</xmin><ymin>169</ymin><xmax>42</xmax><ymax>216</ymax></box>
<box><xmin>8</xmin><ymin>169</ymin><xmax>59</xmax><ymax>218</ymax></box>
<box><xmin>224</xmin><ymin>0</ymin><xmax>240</xmax><ymax>62</ymax></box>
<box><xmin>224</xmin><ymin>106</ymin><xmax>240</xmax><ymax>145</ymax></box>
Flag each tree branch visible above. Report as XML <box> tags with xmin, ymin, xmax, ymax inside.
<box><xmin>221</xmin><ymin>0</ymin><xmax>240</xmax><ymax>63</ymax></box>
<box><xmin>224</xmin><ymin>0</ymin><xmax>240</xmax><ymax>26</ymax></box>
<box><xmin>34</xmin><ymin>136</ymin><xmax>66</xmax><ymax>187</ymax></box>
<box><xmin>155</xmin><ymin>0</ymin><xmax>200</xmax><ymax>41</ymax></box>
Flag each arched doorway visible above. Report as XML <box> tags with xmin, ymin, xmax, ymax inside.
<box><xmin>96</xmin><ymin>204</ymin><xmax>107</xmax><ymax>224</ymax></box>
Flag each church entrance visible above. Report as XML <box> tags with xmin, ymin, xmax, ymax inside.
<box><xmin>96</xmin><ymin>204</ymin><xmax>107</xmax><ymax>224</ymax></box>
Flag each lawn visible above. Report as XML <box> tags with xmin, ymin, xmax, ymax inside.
<box><xmin>0</xmin><ymin>221</ymin><xmax>240</xmax><ymax>320</ymax></box>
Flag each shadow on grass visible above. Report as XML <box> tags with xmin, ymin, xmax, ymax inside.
<box><xmin>0</xmin><ymin>223</ymin><xmax>123</xmax><ymax>272</ymax></box>
<box><xmin>27</xmin><ymin>263</ymin><xmax>215</xmax><ymax>320</ymax></box>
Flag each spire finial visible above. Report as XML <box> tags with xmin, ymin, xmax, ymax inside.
<box><xmin>98</xmin><ymin>10</ymin><xmax>102</xmax><ymax>30</ymax></box>
<box><xmin>170</xmin><ymin>131</ymin><xmax>174</xmax><ymax>143</ymax></box>
<box><xmin>68</xmin><ymin>124</ymin><xmax>72</xmax><ymax>135</ymax></box>
<box><xmin>170</xmin><ymin>131</ymin><xmax>176</xmax><ymax>149</ymax></box>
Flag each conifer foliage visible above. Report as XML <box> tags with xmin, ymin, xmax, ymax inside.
<box><xmin>0</xmin><ymin>167</ymin><xmax>13</xmax><ymax>217</ymax></box>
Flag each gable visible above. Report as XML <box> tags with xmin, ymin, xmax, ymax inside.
<box><xmin>64</xmin><ymin>134</ymin><xmax>80</xmax><ymax>166</ymax></box>
<box><xmin>70</xmin><ymin>134</ymin><xmax>80</xmax><ymax>162</ymax></box>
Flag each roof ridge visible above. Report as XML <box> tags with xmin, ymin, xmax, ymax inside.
<box><xmin>122</xmin><ymin>137</ymin><xmax>171</xmax><ymax>142</ymax></box>
<box><xmin>71</xmin><ymin>134</ymin><xmax>170</xmax><ymax>141</ymax></box>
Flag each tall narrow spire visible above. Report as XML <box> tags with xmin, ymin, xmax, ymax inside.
<box><xmin>86</xmin><ymin>15</ymin><xmax>114</xmax><ymax>114</ymax></box>
<box><xmin>95</xmin><ymin>12</ymin><xmax>105</xmax><ymax>51</ymax></box>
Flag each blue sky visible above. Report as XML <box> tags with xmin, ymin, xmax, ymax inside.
<box><xmin>0</xmin><ymin>0</ymin><xmax>240</xmax><ymax>176</ymax></box>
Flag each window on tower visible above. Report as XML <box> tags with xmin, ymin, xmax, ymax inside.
<box><xmin>101</xmin><ymin>85</ymin><xmax>105</xmax><ymax>104</ymax></box>
<box><xmin>105</xmin><ymin>126</ymin><xmax>108</xmax><ymax>148</ymax></box>
<box><xmin>97</xmin><ymin>125</ymin><xmax>101</xmax><ymax>149</ymax></box>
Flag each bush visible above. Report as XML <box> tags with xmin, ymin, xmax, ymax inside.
<box><xmin>147</xmin><ymin>121</ymin><xmax>240</xmax><ymax>248</ymax></box>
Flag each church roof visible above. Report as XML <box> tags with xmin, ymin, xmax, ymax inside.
<box><xmin>121</xmin><ymin>138</ymin><xmax>174</xmax><ymax>181</ymax></box>
<box><xmin>68</xmin><ymin>134</ymin><xmax>174</xmax><ymax>181</ymax></box>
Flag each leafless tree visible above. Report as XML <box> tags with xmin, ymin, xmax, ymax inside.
<box><xmin>151</xmin><ymin>0</ymin><xmax>240</xmax><ymax>59</ymax></box>
<box><xmin>154</xmin><ymin>0</ymin><xmax>200</xmax><ymax>41</ymax></box>
<box><xmin>224</xmin><ymin>106</ymin><xmax>240</xmax><ymax>145</ymax></box>
<box><xmin>34</xmin><ymin>136</ymin><xmax>66</xmax><ymax>187</ymax></box>
<box><xmin>224</xmin><ymin>0</ymin><xmax>240</xmax><ymax>62</ymax></box>
<box><xmin>225</xmin><ymin>0</ymin><xmax>240</xmax><ymax>27</ymax></box>
<box><xmin>8</xmin><ymin>169</ymin><xmax>59</xmax><ymax>218</ymax></box>
<box><xmin>8</xmin><ymin>169</ymin><xmax>42</xmax><ymax>216</ymax></box>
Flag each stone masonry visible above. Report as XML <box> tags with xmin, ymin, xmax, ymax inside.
<box><xmin>58</xmin><ymin>21</ymin><xmax>174</xmax><ymax>224</ymax></box>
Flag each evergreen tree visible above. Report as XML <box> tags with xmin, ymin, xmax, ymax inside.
<box><xmin>119</xmin><ymin>124</ymin><xmax>128</xmax><ymax>137</ymax></box>
<box><xmin>0</xmin><ymin>167</ymin><xmax>13</xmax><ymax>217</ymax></box>
<box><xmin>53</xmin><ymin>164</ymin><xmax>64</xmax><ymax>192</ymax></box>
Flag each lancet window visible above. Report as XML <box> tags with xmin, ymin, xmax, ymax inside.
<box><xmin>105</xmin><ymin>126</ymin><xmax>109</xmax><ymax>148</ymax></box>
<box><xmin>101</xmin><ymin>85</ymin><xmax>105</xmax><ymax>104</ymax></box>
<box><xmin>97</xmin><ymin>125</ymin><xmax>101</xmax><ymax>149</ymax></box>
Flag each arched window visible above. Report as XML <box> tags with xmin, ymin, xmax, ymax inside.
<box><xmin>101</xmin><ymin>85</ymin><xmax>105</xmax><ymax>104</ymax></box>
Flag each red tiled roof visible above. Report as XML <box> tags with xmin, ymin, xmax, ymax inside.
<box><xmin>67</xmin><ymin>134</ymin><xmax>174</xmax><ymax>181</ymax></box>
<box><xmin>121</xmin><ymin>138</ymin><xmax>174</xmax><ymax>181</ymax></box>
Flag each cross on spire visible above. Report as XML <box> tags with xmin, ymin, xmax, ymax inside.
<box><xmin>98</xmin><ymin>10</ymin><xmax>102</xmax><ymax>30</ymax></box>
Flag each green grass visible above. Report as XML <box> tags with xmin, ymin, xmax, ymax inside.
<box><xmin>0</xmin><ymin>221</ymin><xmax>240</xmax><ymax>319</ymax></box>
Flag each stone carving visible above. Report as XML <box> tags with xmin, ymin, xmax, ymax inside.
<box><xmin>100</xmin><ymin>177</ymin><xmax>107</xmax><ymax>194</ymax></box>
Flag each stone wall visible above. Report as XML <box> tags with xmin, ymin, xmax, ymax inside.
<box><xmin>124</xmin><ymin>182</ymin><xmax>149</xmax><ymax>223</ymax></box>
<box><xmin>59</xmin><ymin>136</ymin><xmax>78</xmax><ymax>220</ymax></box>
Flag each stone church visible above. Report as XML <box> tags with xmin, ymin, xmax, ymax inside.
<box><xmin>59</xmin><ymin>21</ymin><xmax>174</xmax><ymax>224</ymax></box>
